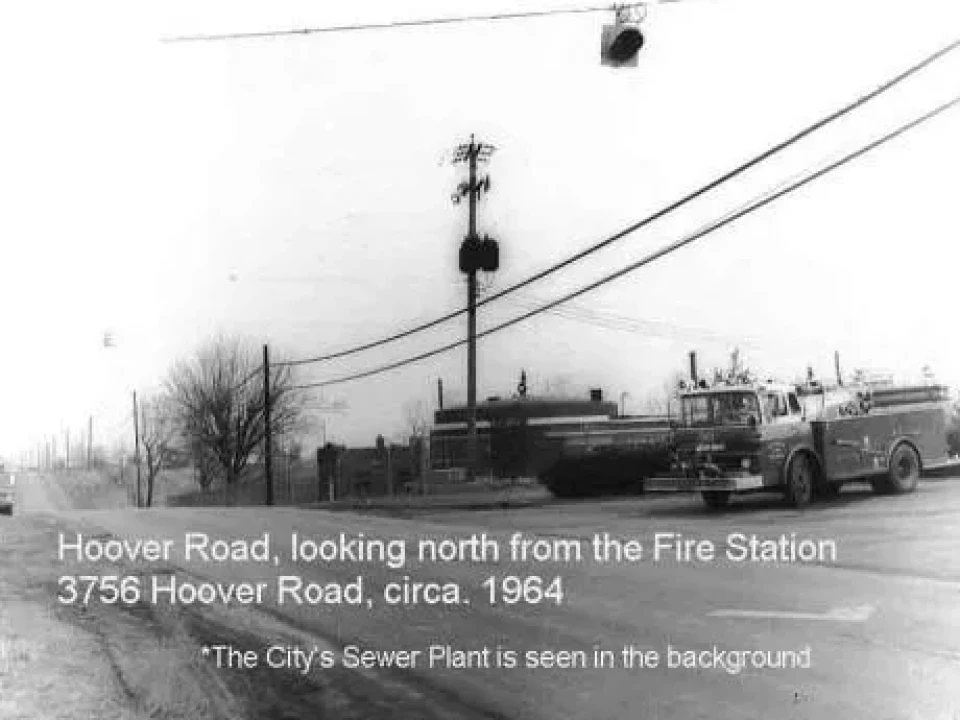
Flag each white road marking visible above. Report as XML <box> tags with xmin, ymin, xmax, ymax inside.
<box><xmin>709</xmin><ymin>605</ymin><xmax>874</xmax><ymax>622</ymax></box>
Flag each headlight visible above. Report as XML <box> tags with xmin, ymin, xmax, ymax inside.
<box><xmin>741</xmin><ymin>458</ymin><xmax>751</xmax><ymax>469</ymax></box>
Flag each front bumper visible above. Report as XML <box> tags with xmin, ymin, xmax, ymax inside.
<box><xmin>645</xmin><ymin>473</ymin><xmax>765</xmax><ymax>493</ymax></box>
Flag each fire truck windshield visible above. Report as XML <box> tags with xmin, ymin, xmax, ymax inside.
<box><xmin>680</xmin><ymin>391</ymin><xmax>761</xmax><ymax>427</ymax></box>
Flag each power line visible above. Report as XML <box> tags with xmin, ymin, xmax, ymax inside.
<box><xmin>162</xmin><ymin>2</ymin><xmax>660</xmax><ymax>44</ymax></box>
<box><xmin>288</xmin><ymin>92</ymin><xmax>960</xmax><ymax>391</ymax></box>
<box><xmin>276</xmin><ymin>34</ymin><xmax>960</xmax><ymax>369</ymax></box>
<box><xmin>519</xmin><ymin>302</ymin><xmax>821</xmax><ymax>355</ymax></box>
<box><xmin>498</xmin><ymin>292</ymin><xmax>765</xmax><ymax>347</ymax></box>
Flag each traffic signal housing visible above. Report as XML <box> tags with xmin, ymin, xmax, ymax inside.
<box><xmin>601</xmin><ymin>22</ymin><xmax>645</xmax><ymax>67</ymax></box>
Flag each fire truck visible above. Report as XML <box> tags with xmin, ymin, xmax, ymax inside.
<box><xmin>645</xmin><ymin>377</ymin><xmax>958</xmax><ymax>509</ymax></box>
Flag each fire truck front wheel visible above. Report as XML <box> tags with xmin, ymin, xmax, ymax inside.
<box><xmin>784</xmin><ymin>453</ymin><xmax>815</xmax><ymax>508</ymax></box>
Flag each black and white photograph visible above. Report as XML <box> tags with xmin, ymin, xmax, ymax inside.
<box><xmin>1</xmin><ymin>0</ymin><xmax>959</xmax><ymax>717</ymax></box>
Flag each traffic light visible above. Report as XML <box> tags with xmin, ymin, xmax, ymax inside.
<box><xmin>601</xmin><ymin>22</ymin><xmax>645</xmax><ymax>67</ymax></box>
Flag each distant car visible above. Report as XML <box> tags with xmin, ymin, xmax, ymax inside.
<box><xmin>0</xmin><ymin>474</ymin><xmax>15</xmax><ymax>515</ymax></box>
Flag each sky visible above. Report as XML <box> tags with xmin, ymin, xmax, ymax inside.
<box><xmin>1</xmin><ymin>0</ymin><xmax>959</xmax><ymax>461</ymax></box>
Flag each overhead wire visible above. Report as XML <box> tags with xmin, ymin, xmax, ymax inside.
<box><xmin>497</xmin><ymin>293</ymin><xmax>761</xmax><ymax>347</ymax></box>
<box><xmin>287</xmin><ymin>92</ymin><xmax>960</xmax><ymax>390</ymax></box>
<box><xmin>498</xmin><ymin>290</ymin><xmax>829</xmax><ymax>354</ymax></box>
<box><xmin>274</xmin><ymin>34</ymin><xmax>960</xmax><ymax>368</ymax></box>
<box><xmin>161</xmin><ymin>2</ymin><xmax>661</xmax><ymax>43</ymax></box>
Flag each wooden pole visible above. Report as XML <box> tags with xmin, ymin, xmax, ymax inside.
<box><xmin>264</xmin><ymin>345</ymin><xmax>274</xmax><ymax>506</ymax></box>
<box><xmin>133</xmin><ymin>392</ymin><xmax>141</xmax><ymax>508</ymax></box>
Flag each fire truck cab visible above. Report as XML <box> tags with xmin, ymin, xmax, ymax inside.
<box><xmin>646</xmin><ymin>378</ymin><xmax>955</xmax><ymax>509</ymax></box>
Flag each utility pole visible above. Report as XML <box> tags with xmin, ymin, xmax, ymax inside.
<box><xmin>133</xmin><ymin>391</ymin><xmax>141</xmax><ymax>508</ymax></box>
<box><xmin>65</xmin><ymin>429</ymin><xmax>70</xmax><ymax>470</ymax></box>
<box><xmin>88</xmin><ymin>416</ymin><xmax>93</xmax><ymax>470</ymax></box>
<box><xmin>386</xmin><ymin>443</ymin><xmax>394</xmax><ymax>496</ymax></box>
<box><xmin>466</xmin><ymin>141</ymin><xmax>478</xmax><ymax>486</ymax></box>
<box><xmin>264</xmin><ymin>344</ymin><xmax>274</xmax><ymax>506</ymax></box>
<box><xmin>141</xmin><ymin>403</ymin><xmax>149</xmax><ymax>506</ymax></box>
<box><xmin>284</xmin><ymin>435</ymin><xmax>292</xmax><ymax>502</ymax></box>
<box><xmin>420</xmin><ymin>433</ymin><xmax>429</xmax><ymax>497</ymax></box>
<box><xmin>835</xmin><ymin>351</ymin><xmax>843</xmax><ymax>387</ymax></box>
<box><xmin>451</xmin><ymin>134</ymin><xmax>498</xmax><ymax>484</ymax></box>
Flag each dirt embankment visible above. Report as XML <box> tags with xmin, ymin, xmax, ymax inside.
<box><xmin>1</xmin><ymin>471</ymin><xmax>246</xmax><ymax>720</ymax></box>
<box><xmin>1</xmin><ymin>473</ymin><xmax>494</xmax><ymax>720</ymax></box>
<box><xmin>1</xmin><ymin>472</ymin><xmax>330</xmax><ymax>719</ymax></box>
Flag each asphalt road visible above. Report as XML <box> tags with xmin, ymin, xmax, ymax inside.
<box><xmin>15</xmin><ymin>472</ymin><xmax>960</xmax><ymax>720</ymax></box>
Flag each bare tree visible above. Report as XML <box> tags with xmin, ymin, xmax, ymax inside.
<box><xmin>192</xmin><ymin>441</ymin><xmax>218</xmax><ymax>492</ymax></box>
<box><xmin>164</xmin><ymin>336</ymin><xmax>303</xmax><ymax>503</ymax></box>
<box><xmin>402</xmin><ymin>400</ymin><xmax>429</xmax><ymax>443</ymax></box>
<box><xmin>401</xmin><ymin>400</ymin><xmax>431</xmax><ymax>496</ymax></box>
<box><xmin>139</xmin><ymin>395</ymin><xmax>176</xmax><ymax>508</ymax></box>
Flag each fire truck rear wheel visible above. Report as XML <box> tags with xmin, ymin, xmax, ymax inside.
<box><xmin>701</xmin><ymin>491</ymin><xmax>730</xmax><ymax>510</ymax></box>
<box><xmin>883</xmin><ymin>443</ymin><xmax>920</xmax><ymax>494</ymax></box>
<box><xmin>785</xmin><ymin>453</ymin><xmax>814</xmax><ymax>508</ymax></box>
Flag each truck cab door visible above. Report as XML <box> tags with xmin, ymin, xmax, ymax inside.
<box><xmin>765</xmin><ymin>393</ymin><xmax>797</xmax><ymax>425</ymax></box>
<box><xmin>788</xmin><ymin>393</ymin><xmax>804</xmax><ymax>421</ymax></box>
<box><xmin>760</xmin><ymin>392</ymin><xmax>811</xmax><ymax>487</ymax></box>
